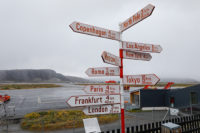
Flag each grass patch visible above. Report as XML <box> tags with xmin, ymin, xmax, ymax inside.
<box><xmin>0</xmin><ymin>84</ymin><xmax>62</xmax><ymax>90</ymax></box>
<box><xmin>21</xmin><ymin>110</ymin><xmax>119</xmax><ymax>131</ymax></box>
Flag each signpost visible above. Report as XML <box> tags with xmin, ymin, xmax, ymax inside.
<box><xmin>69</xmin><ymin>4</ymin><xmax>161</xmax><ymax>133</ymax></box>
<box><xmin>120</xmin><ymin>4</ymin><xmax>155</xmax><ymax>32</ymax></box>
<box><xmin>122</xmin><ymin>41</ymin><xmax>162</xmax><ymax>53</ymax></box>
<box><xmin>84</xmin><ymin>85</ymin><xmax>120</xmax><ymax>95</ymax></box>
<box><xmin>122</xmin><ymin>50</ymin><xmax>152</xmax><ymax>61</ymax></box>
<box><xmin>85</xmin><ymin>67</ymin><xmax>119</xmax><ymax>77</ymax></box>
<box><xmin>123</xmin><ymin>74</ymin><xmax>160</xmax><ymax>85</ymax></box>
<box><xmin>83</xmin><ymin>104</ymin><xmax>121</xmax><ymax>115</ymax></box>
<box><xmin>69</xmin><ymin>21</ymin><xmax>120</xmax><ymax>41</ymax></box>
<box><xmin>66</xmin><ymin>95</ymin><xmax>121</xmax><ymax>107</ymax></box>
<box><xmin>101</xmin><ymin>51</ymin><xmax>121</xmax><ymax>66</ymax></box>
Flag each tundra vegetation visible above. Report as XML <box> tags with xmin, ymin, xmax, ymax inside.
<box><xmin>21</xmin><ymin>110</ymin><xmax>119</xmax><ymax>131</ymax></box>
<box><xmin>0</xmin><ymin>84</ymin><xmax>62</xmax><ymax>90</ymax></box>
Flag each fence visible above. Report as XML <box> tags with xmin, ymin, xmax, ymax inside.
<box><xmin>101</xmin><ymin>114</ymin><xmax>200</xmax><ymax>133</ymax></box>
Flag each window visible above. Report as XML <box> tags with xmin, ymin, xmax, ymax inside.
<box><xmin>190</xmin><ymin>92</ymin><xmax>198</xmax><ymax>104</ymax></box>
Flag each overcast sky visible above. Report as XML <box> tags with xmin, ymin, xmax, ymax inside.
<box><xmin>0</xmin><ymin>0</ymin><xmax>200</xmax><ymax>80</ymax></box>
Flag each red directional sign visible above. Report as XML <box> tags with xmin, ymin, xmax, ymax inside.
<box><xmin>123</xmin><ymin>74</ymin><xmax>160</xmax><ymax>85</ymax></box>
<box><xmin>66</xmin><ymin>95</ymin><xmax>121</xmax><ymax>107</ymax></box>
<box><xmin>83</xmin><ymin>104</ymin><xmax>121</xmax><ymax>115</ymax></box>
<box><xmin>122</xmin><ymin>41</ymin><xmax>162</xmax><ymax>53</ymax></box>
<box><xmin>85</xmin><ymin>67</ymin><xmax>119</xmax><ymax>77</ymax></box>
<box><xmin>69</xmin><ymin>21</ymin><xmax>120</xmax><ymax>41</ymax></box>
<box><xmin>123</xmin><ymin>50</ymin><xmax>152</xmax><ymax>61</ymax></box>
<box><xmin>101</xmin><ymin>51</ymin><xmax>121</xmax><ymax>66</ymax></box>
<box><xmin>84</xmin><ymin>85</ymin><xmax>120</xmax><ymax>95</ymax></box>
<box><xmin>120</xmin><ymin>4</ymin><xmax>155</xmax><ymax>32</ymax></box>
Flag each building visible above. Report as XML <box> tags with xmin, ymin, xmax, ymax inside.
<box><xmin>130</xmin><ymin>84</ymin><xmax>200</xmax><ymax>109</ymax></box>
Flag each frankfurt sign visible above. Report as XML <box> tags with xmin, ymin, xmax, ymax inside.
<box><xmin>66</xmin><ymin>95</ymin><xmax>121</xmax><ymax>107</ymax></box>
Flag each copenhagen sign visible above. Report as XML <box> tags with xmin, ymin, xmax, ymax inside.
<box><xmin>66</xmin><ymin>95</ymin><xmax>121</xmax><ymax>107</ymax></box>
<box><xmin>85</xmin><ymin>67</ymin><xmax>120</xmax><ymax>77</ymax></box>
<box><xmin>69</xmin><ymin>21</ymin><xmax>120</xmax><ymax>41</ymax></box>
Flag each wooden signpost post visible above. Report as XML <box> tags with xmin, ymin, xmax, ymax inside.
<box><xmin>69</xmin><ymin>4</ymin><xmax>162</xmax><ymax>133</ymax></box>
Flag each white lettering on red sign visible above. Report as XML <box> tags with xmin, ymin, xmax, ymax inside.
<box><xmin>84</xmin><ymin>85</ymin><xmax>120</xmax><ymax>95</ymax></box>
<box><xmin>101</xmin><ymin>51</ymin><xmax>121</xmax><ymax>66</ymax></box>
<box><xmin>120</xmin><ymin>4</ymin><xmax>155</xmax><ymax>32</ymax></box>
<box><xmin>69</xmin><ymin>21</ymin><xmax>120</xmax><ymax>41</ymax></box>
<box><xmin>83</xmin><ymin>104</ymin><xmax>121</xmax><ymax>115</ymax></box>
<box><xmin>66</xmin><ymin>95</ymin><xmax>121</xmax><ymax>107</ymax></box>
<box><xmin>122</xmin><ymin>41</ymin><xmax>162</xmax><ymax>53</ymax></box>
<box><xmin>123</xmin><ymin>50</ymin><xmax>152</xmax><ymax>61</ymax></box>
<box><xmin>85</xmin><ymin>67</ymin><xmax>119</xmax><ymax>77</ymax></box>
<box><xmin>123</xmin><ymin>74</ymin><xmax>160</xmax><ymax>85</ymax></box>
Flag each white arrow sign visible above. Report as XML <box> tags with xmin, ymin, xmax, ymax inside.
<box><xmin>66</xmin><ymin>95</ymin><xmax>121</xmax><ymax>107</ymax></box>
<box><xmin>101</xmin><ymin>51</ymin><xmax>121</xmax><ymax>66</ymax></box>
<box><xmin>123</xmin><ymin>74</ymin><xmax>160</xmax><ymax>85</ymax></box>
<box><xmin>84</xmin><ymin>85</ymin><xmax>120</xmax><ymax>95</ymax></box>
<box><xmin>83</xmin><ymin>104</ymin><xmax>121</xmax><ymax>115</ymax></box>
<box><xmin>85</xmin><ymin>67</ymin><xmax>120</xmax><ymax>77</ymax></box>
<box><xmin>122</xmin><ymin>41</ymin><xmax>162</xmax><ymax>53</ymax></box>
<box><xmin>69</xmin><ymin>21</ymin><xmax>120</xmax><ymax>41</ymax></box>
<box><xmin>120</xmin><ymin>4</ymin><xmax>155</xmax><ymax>32</ymax></box>
<box><xmin>123</xmin><ymin>50</ymin><xmax>152</xmax><ymax>61</ymax></box>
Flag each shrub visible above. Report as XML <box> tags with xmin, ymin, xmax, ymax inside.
<box><xmin>21</xmin><ymin>110</ymin><xmax>119</xmax><ymax>131</ymax></box>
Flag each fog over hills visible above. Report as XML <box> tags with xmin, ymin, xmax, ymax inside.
<box><xmin>0</xmin><ymin>69</ymin><xmax>89</xmax><ymax>83</ymax></box>
<box><xmin>0</xmin><ymin>69</ymin><xmax>199</xmax><ymax>83</ymax></box>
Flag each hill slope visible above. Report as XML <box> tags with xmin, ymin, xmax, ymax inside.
<box><xmin>0</xmin><ymin>69</ymin><xmax>89</xmax><ymax>83</ymax></box>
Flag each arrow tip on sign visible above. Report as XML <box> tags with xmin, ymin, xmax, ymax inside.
<box><xmin>101</xmin><ymin>51</ymin><xmax>106</xmax><ymax>63</ymax></box>
<box><xmin>69</xmin><ymin>21</ymin><xmax>76</xmax><ymax>32</ymax></box>
<box><xmin>153</xmin><ymin>74</ymin><xmax>160</xmax><ymax>84</ymax></box>
<box><xmin>159</xmin><ymin>45</ymin><xmax>163</xmax><ymax>53</ymax></box>
<box><xmin>85</xmin><ymin>68</ymin><xmax>90</xmax><ymax>76</ymax></box>
<box><xmin>148</xmin><ymin>54</ymin><xmax>152</xmax><ymax>61</ymax></box>
<box><xmin>147</xmin><ymin>4</ymin><xmax>155</xmax><ymax>15</ymax></box>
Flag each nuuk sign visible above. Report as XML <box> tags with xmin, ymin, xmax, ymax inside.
<box><xmin>123</xmin><ymin>74</ymin><xmax>160</xmax><ymax>85</ymax></box>
<box><xmin>84</xmin><ymin>85</ymin><xmax>120</xmax><ymax>95</ymax></box>
<box><xmin>122</xmin><ymin>50</ymin><xmax>152</xmax><ymax>61</ymax></box>
<box><xmin>120</xmin><ymin>4</ymin><xmax>155</xmax><ymax>32</ymax></box>
<box><xmin>122</xmin><ymin>41</ymin><xmax>162</xmax><ymax>53</ymax></box>
<box><xmin>83</xmin><ymin>104</ymin><xmax>121</xmax><ymax>115</ymax></box>
<box><xmin>69</xmin><ymin>21</ymin><xmax>120</xmax><ymax>41</ymax></box>
<box><xmin>66</xmin><ymin>95</ymin><xmax>121</xmax><ymax>107</ymax></box>
<box><xmin>85</xmin><ymin>67</ymin><xmax>119</xmax><ymax>77</ymax></box>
